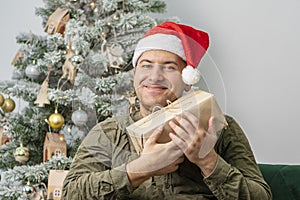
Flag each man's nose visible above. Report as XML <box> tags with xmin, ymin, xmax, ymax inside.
<box><xmin>148</xmin><ymin>66</ymin><xmax>163</xmax><ymax>82</ymax></box>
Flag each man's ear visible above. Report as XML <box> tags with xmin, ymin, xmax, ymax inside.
<box><xmin>184</xmin><ymin>84</ymin><xmax>192</xmax><ymax>92</ymax></box>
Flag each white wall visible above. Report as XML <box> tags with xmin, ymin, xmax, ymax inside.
<box><xmin>0</xmin><ymin>0</ymin><xmax>44</xmax><ymax>81</ymax></box>
<box><xmin>1</xmin><ymin>1</ymin><xmax>299</xmax><ymax>164</ymax></box>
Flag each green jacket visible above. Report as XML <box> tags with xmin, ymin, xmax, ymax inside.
<box><xmin>62</xmin><ymin>113</ymin><xmax>272</xmax><ymax>199</ymax></box>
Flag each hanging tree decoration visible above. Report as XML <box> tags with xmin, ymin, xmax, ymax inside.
<box><xmin>106</xmin><ymin>43</ymin><xmax>125</xmax><ymax>69</ymax></box>
<box><xmin>44</xmin><ymin>7</ymin><xmax>70</xmax><ymax>36</ymax></box>
<box><xmin>11</xmin><ymin>49</ymin><xmax>24</xmax><ymax>66</ymax></box>
<box><xmin>22</xmin><ymin>181</ymin><xmax>36</xmax><ymax>197</ymax></box>
<box><xmin>25</xmin><ymin>60</ymin><xmax>41</xmax><ymax>81</ymax></box>
<box><xmin>0</xmin><ymin>94</ymin><xmax>16</xmax><ymax>119</ymax></box>
<box><xmin>101</xmin><ymin>30</ymin><xmax>125</xmax><ymax>74</ymax></box>
<box><xmin>11</xmin><ymin>48</ymin><xmax>24</xmax><ymax>80</ymax></box>
<box><xmin>47</xmin><ymin>105</ymin><xmax>65</xmax><ymax>130</ymax></box>
<box><xmin>104</xmin><ymin>19</ymin><xmax>125</xmax><ymax>71</ymax></box>
<box><xmin>0</xmin><ymin>122</ymin><xmax>12</xmax><ymax>146</ymax></box>
<box><xmin>34</xmin><ymin>65</ymin><xmax>52</xmax><ymax>107</ymax></box>
<box><xmin>61</xmin><ymin>41</ymin><xmax>78</xmax><ymax>84</ymax></box>
<box><xmin>71</xmin><ymin>106</ymin><xmax>88</xmax><ymax>127</ymax></box>
<box><xmin>1</xmin><ymin>97</ymin><xmax>16</xmax><ymax>113</ymax></box>
<box><xmin>23</xmin><ymin>181</ymin><xmax>47</xmax><ymax>200</ymax></box>
<box><xmin>0</xmin><ymin>93</ymin><xmax>4</xmax><ymax>107</ymax></box>
<box><xmin>14</xmin><ymin>143</ymin><xmax>30</xmax><ymax>163</ymax></box>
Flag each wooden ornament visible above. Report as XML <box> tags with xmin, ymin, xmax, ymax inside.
<box><xmin>34</xmin><ymin>76</ymin><xmax>50</xmax><ymax>107</ymax></box>
<box><xmin>34</xmin><ymin>65</ymin><xmax>52</xmax><ymax>107</ymax></box>
<box><xmin>107</xmin><ymin>44</ymin><xmax>125</xmax><ymax>69</ymax></box>
<box><xmin>43</xmin><ymin>132</ymin><xmax>67</xmax><ymax>162</ymax></box>
<box><xmin>61</xmin><ymin>47</ymin><xmax>77</xmax><ymax>84</ymax></box>
<box><xmin>0</xmin><ymin>126</ymin><xmax>12</xmax><ymax>146</ymax></box>
<box><xmin>47</xmin><ymin>170</ymin><xmax>69</xmax><ymax>199</ymax></box>
<box><xmin>11</xmin><ymin>49</ymin><xmax>24</xmax><ymax>65</ymax></box>
<box><xmin>44</xmin><ymin>8</ymin><xmax>70</xmax><ymax>35</ymax></box>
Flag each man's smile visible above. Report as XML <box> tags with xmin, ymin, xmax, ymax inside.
<box><xmin>143</xmin><ymin>84</ymin><xmax>168</xmax><ymax>94</ymax></box>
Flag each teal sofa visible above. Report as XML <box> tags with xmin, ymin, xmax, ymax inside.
<box><xmin>258</xmin><ymin>164</ymin><xmax>300</xmax><ymax>200</ymax></box>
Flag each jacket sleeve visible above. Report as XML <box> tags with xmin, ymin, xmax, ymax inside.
<box><xmin>62</xmin><ymin>121</ymin><xmax>135</xmax><ymax>200</ymax></box>
<box><xmin>203</xmin><ymin>116</ymin><xmax>272</xmax><ymax>200</ymax></box>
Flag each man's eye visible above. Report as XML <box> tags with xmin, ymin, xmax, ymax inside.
<box><xmin>163</xmin><ymin>65</ymin><xmax>176</xmax><ymax>71</ymax></box>
<box><xmin>141</xmin><ymin>64</ymin><xmax>152</xmax><ymax>69</ymax></box>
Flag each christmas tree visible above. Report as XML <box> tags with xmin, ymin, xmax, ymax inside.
<box><xmin>0</xmin><ymin>0</ymin><xmax>175</xmax><ymax>199</ymax></box>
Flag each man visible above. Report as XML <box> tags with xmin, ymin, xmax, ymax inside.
<box><xmin>63</xmin><ymin>22</ymin><xmax>272</xmax><ymax>199</ymax></box>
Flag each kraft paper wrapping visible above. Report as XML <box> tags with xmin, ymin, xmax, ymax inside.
<box><xmin>126</xmin><ymin>90</ymin><xmax>227</xmax><ymax>154</ymax></box>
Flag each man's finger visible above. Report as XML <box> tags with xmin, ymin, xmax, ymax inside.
<box><xmin>208</xmin><ymin>117</ymin><xmax>216</xmax><ymax>134</ymax></box>
<box><xmin>182</xmin><ymin>111</ymin><xmax>199</xmax><ymax>129</ymax></box>
<box><xmin>147</xmin><ymin>125</ymin><xmax>164</xmax><ymax>144</ymax></box>
<box><xmin>169</xmin><ymin>132</ymin><xmax>186</xmax><ymax>152</ymax></box>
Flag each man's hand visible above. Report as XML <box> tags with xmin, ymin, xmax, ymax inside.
<box><xmin>169</xmin><ymin>111</ymin><xmax>218</xmax><ymax>177</ymax></box>
<box><xmin>126</xmin><ymin>125</ymin><xmax>184</xmax><ymax>188</ymax></box>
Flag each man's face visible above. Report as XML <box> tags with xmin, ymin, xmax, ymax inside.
<box><xmin>134</xmin><ymin>50</ymin><xmax>191</xmax><ymax>116</ymax></box>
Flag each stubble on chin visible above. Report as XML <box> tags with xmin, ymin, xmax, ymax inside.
<box><xmin>138</xmin><ymin>91</ymin><xmax>180</xmax><ymax>116</ymax></box>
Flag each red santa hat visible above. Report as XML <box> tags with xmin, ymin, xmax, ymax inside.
<box><xmin>132</xmin><ymin>21</ymin><xmax>209</xmax><ymax>85</ymax></box>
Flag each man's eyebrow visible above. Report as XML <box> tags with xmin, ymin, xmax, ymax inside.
<box><xmin>139</xmin><ymin>59</ymin><xmax>179</xmax><ymax>66</ymax></box>
<box><xmin>163</xmin><ymin>61</ymin><xmax>179</xmax><ymax>66</ymax></box>
<box><xmin>138</xmin><ymin>59</ymin><xmax>153</xmax><ymax>63</ymax></box>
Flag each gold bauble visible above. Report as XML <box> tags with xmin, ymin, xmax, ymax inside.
<box><xmin>1</xmin><ymin>98</ymin><xmax>16</xmax><ymax>113</ymax></box>
<box><xmin>14</xmin><ymin>144</ymin><xmax>30</xmax><ymax>163</ymax></box>
<box><xmin>0</xmin><ymin>94</ymin><xmax>4</xmax><ymax>107</ymax></box>
<box><xmin>48</xmin><ymin>111</ymin><xmax>65</xmax><ymax>129</ymax></box>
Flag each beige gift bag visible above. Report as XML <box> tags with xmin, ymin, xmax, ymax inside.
<box><xmin>126</xmin><ymin>89</ymin><xmax>227</xmax><ymax>154</ymax></box>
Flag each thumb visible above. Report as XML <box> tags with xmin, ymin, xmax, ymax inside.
<box><xmin>208</xmin><ymin>116</ymin><xmax>217</xmax><ymax>134</ymax></box>
<box><xmin>199</xmin><ymin>117</ymin><xmax>218</xmax><ymax>158</ymax></box>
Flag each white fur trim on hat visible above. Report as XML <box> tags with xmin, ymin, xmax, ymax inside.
<box><xmin>182</xmin><ymin>65</ymin><xmax>201</xmax><ymax>85</ymax></box>
<box><xmin>132</xmin><ymin>34</ymin><xmax>186</xmax><ymax>67</ymax></box>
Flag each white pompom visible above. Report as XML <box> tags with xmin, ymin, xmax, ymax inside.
<box><xmin>182</xmin><ymin>65</ymin><xmax>201</xmax><ymax>85</ymax></box>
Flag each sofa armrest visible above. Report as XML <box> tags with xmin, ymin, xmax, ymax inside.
<box><xmin>258</xmin><ymin>164</ymin><xmax>300</xmax><ymax>200</ymax></box>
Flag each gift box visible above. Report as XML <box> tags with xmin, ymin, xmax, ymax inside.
<box><xmin>126</xmin><ymin>89</ymin><xmax>227</xmax><ymax>154</ymax></box>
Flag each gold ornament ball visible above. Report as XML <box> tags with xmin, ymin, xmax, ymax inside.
<box><xmin>1</xmin><ymin>98</ymin><xmax>16</xmax><ymax>113</ymax></box>
<box><xmin>14</xmin><ymin>144</ymin><xmax>30</xmax><ymax>163</ymax></box>
<box><xmin>48</xmin><ymin>112</ymin><xmax>65</xmax><ymax>129</ymax></box>
<box><xmin>0</xmin><ymin>94</ymin><xmax>4</xmax><ymax>107</ymax></box>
